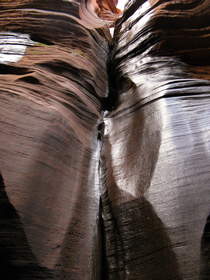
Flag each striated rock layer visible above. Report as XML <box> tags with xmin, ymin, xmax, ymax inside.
<box><xmin>79</xmin><ymin>0</ymin><xmax>122</xmax><ymax>28</ymax></box>
<box><xmin>0</xmin><ymin>0</ymin><xmax>110</xmax><ymax>279</ymax></box>
<box><xmin>102</xmin><ymin>0</ymin><xmax>210</xmax><ymax>279</ymax></box>
<box><xmin>0</xmin><ymin>0</ymin><xmax>210</xmax><ymax>279</ymax></box>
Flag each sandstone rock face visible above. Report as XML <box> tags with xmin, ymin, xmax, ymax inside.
<box><xmin>79</xmin><ymin>0</ymin><xmax>122</xmax><ymax>28</ymax></box>
<box><xmin>102</xmin><ymin>0</ymin><xmax>210</xmax><ymax>279</ymax></box>
<box><xmin>0</xmin><ymin>1</ymin><xmax>109</xmax><ymax>279</ymax></box>
<box><xmin>0</xmin><ymin>0</ymin><xmax>210</xmax><ymax>279</ymax></box>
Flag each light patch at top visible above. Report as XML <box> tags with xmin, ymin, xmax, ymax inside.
<box><xmin>0</xmin><ymin>33</ymin><xmax>35</xmax><ymax>65</ymax></box>
<box><xmin>117</xmin><ymin>0</ymin><xmax>128</xmax><ymax>10</ymax></box>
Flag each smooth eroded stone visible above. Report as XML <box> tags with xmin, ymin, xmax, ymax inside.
<box><xmin>0</xmin><ymin>0</ymin><xmax>110</xmax><ymax>278</ymax></box>
<box><xmin>101</xmin><ymin>0</ymin><xmax>210</xmax><ymax>279</ymax></box>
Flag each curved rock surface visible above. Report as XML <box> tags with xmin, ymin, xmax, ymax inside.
<box><xmin>79</xmin><ymin>0</ymin><xmax>122</xmax><ymax>29</ymax></box>
<box><xmin>0</xmin><ymin>0</ymin><xmax>210</xmax><ymax>279</ymax></box>
<box><xmin>102</xmin><ymin>0</ymin><xmax>210</xmax><ymax>279</ymax></box>
<box><xmin>0</xmin><ymin>1</ymin><xmax>109</xmax><ymax>278</ymax></box>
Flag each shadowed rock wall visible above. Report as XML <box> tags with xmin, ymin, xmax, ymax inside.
<box><xmin>0</xmin><ymin>0</ymin><xmax>110</xmax><ymax>279</ymax></box>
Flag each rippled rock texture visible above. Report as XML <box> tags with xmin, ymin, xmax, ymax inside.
<box><xmin>103</xmin><ymin>1</ymin><xmax>210</xmax><ymax>279</ymax></box>
<box><xmin>0</xmin><ymin>1</ymin><xmax>110</xmax><ymax>279</ymax></box>
<box><xmin>0</xmin><ymin>0</ymin><xmax>210</xmax><ymax>279</ymax></box>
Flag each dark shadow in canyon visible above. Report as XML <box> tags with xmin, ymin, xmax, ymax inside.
<box><xmin>0</xmin><ymin>173</ymin><xmax>54</xmax><ymax>279</ymax></box>
<box><xmin>100</xmin><ymin>195</ymin><xmax>183</xmax><ymax>280</ymax></box>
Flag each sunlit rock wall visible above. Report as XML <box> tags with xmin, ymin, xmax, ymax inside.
<box><xmin>101</xmin><ymin>0</ymin><xmax>210</xmax><ymax>279</ymax></box>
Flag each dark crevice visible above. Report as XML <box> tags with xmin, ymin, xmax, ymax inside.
<box><xmin>0</xmin><ymin>64</ymin><xmax>32</xmax><ymax>75</ymax></box>
<box><xmin>30</xmin><ymin>35</ymin><xmax>54</xmax><ymax>46</ymax></box>
<box><xmin>97</xmin><ymin>122</ymin><xmax>105</xmax><ymax>141</ymax></box>
<box><xmin>101</xmin><ymin>48</ymin><xmax>119</xmax><ymax>111</ymax></box>
<box><xmin>0</xmin><ymin>174</ymin><xmax>55</xmax><ymax>279</ymax></box>
<box><xmin>100</xmin><ymin>192</ymin><xmax>127</xmax><ymax>280</ymax></box>
<box><xmin>18</xmin><ymin>76</ymin><xmax>41</xmax><ymax>84</ymax></box>
<box><xmin>200</xmin><ymin>213</ymin><xmax>210</xmax><ymax>279</ymax></box>
<box><xmin>99</xmin><ymin>198</ymin><xmax>109</xmax><ymax>280</ymax></box>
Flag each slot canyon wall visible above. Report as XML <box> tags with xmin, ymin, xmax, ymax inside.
<box><xmin>0</xmin><ymin>0</ymin><xmax>210</xmax><ymax>279</ymax></box>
